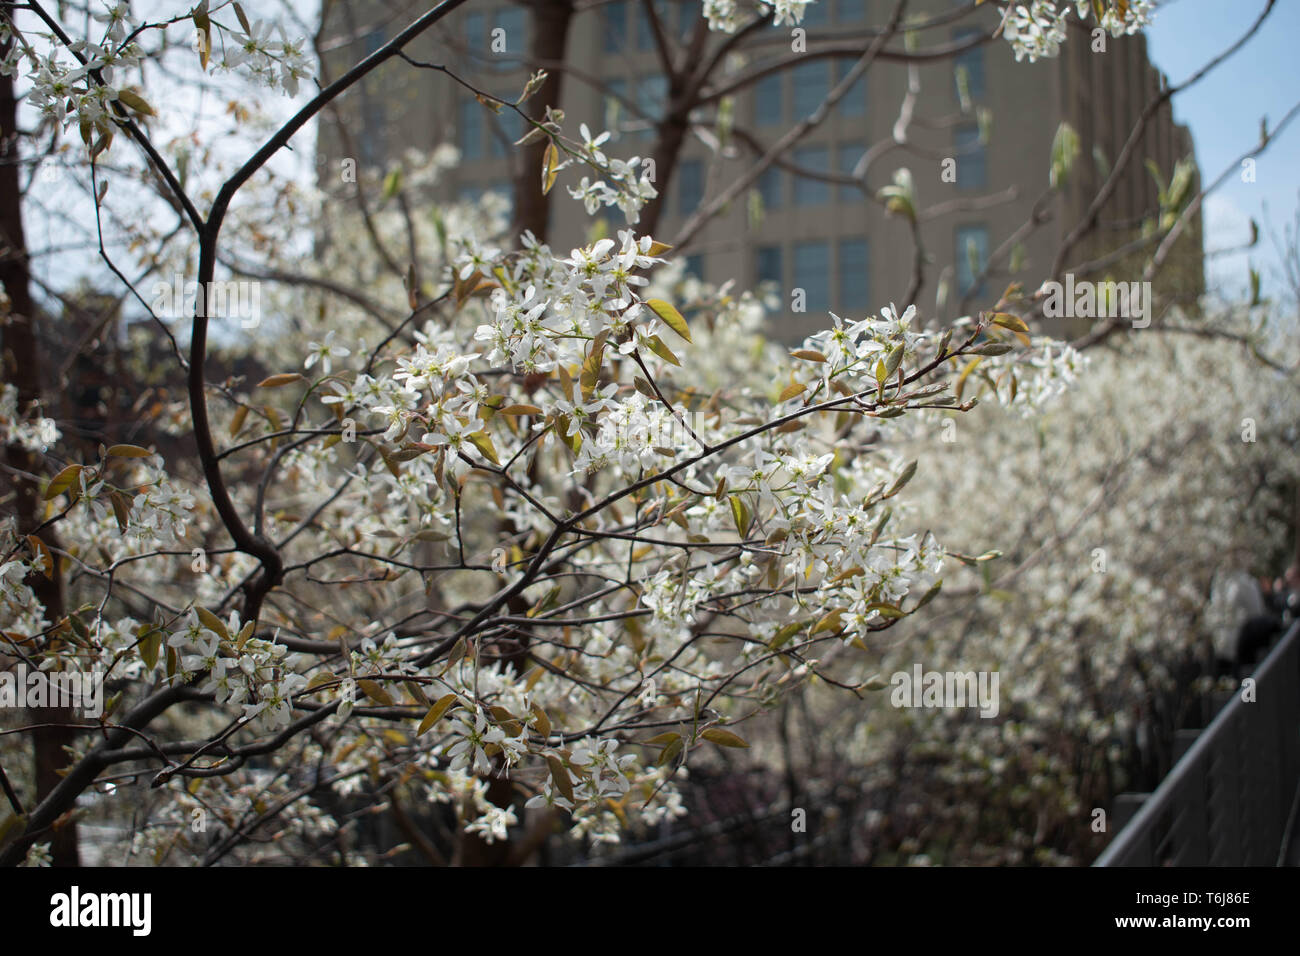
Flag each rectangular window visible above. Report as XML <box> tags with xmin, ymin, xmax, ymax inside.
<box><xmin>953</xmin><ymin>28</ymin><xmax>986</xmax><ymax>100</ymax></box>
<box><xmin>677</xmin><ymin>158</ymin><xmax>704</xmax><ymax>216</ymax></box>
<box><xmin>803</xmin><ymin>0</ymin><xmax>831</xmax><ymax>27</ymax></box>
<box><xmin>757</xmin><ymin>164</ymin><xmax>783</xmax><ymax>210</ymax></box>
<box><xmin>605</xmin><ymin>78</ymin><xmax>627</xmax><ymax>138</ymax></box>
<box><xmin>491</xmin><ymin>109</ymin><xmax>525</xmax><ymax>157</ymax></box>
<box><xmin>684</xmin><ymin>252</ymin><xmax>705</xmax><ymax>279</ymax></box>
<box><xmin>955</xmin><ymin>225</ymin><xmax>990</xmax><ymax>298</ymax></box>
<box><xmin>637</xmin><ymin>1</ymin><xmax>671</xmax><ymax>50</ymax></box>
<box><xmin>792</xmin><ymin>61</ymin><xmax>830</xmax><ymax>117</ymax></box>
<box><xmin>756</xmin><ymin>244</ymin><xmax>783</xmax><ymax>287</ymax></box>
<box><xmin>837</xmin><ymin>0</ymin><xmax>867</xmax><ymax>21</ymax></box>
<box><xmin>459</xmin><ymin>98</ymin><xmax>483</xmax><ymax>160</ymax></box>
<box><xmin>603</xmin><ymin>1</ymin><xmax>627</xmax><ymax>52</ymax></box>
<box><xmin>837</xmin><ymin>238</ymin><xmax>869</xmax><ymax>310</ymax></box>
<box><xmin>465</xmin><ymin>11</ymin><xmax>486</xmax><ymax>52</ymax></box>
<box><xmin>493</xmin><ymin>7</ymin><xmax>527</xmax><ymax>68</ymax></box>
<box><xmin>954</xmin><ymin>123</ymin><xmax>986</xmax><ymax>189</ymax></box>
<box><xmin>636</xmin><ymin>74</ymin><xmax>668</xmax><ymax>120</ymax></box>
<box><xmin>755</xmin><ymin>70</ymin><xmax>783</xmax><ymax>126</ymax></box>
<box><xmin>678</xmin><ymin>0</ymin><xmax>703</xmax><ymax>37</ymax></box>
<box><xmin>792</xmin><ymin>146</ymin><xmax>829</xmax><ymax>205</ymax></box>
<box><xmin>793</xmin><ymin>240</ymin><xmax>830</xmax><ymax>315</ymax></box>
<box><xmin>362</xmin><ymin>28</ymin><xmax>386</xmax><ymax>57</ymax></box>
<box><xmin>837</xmin><ymin>142</ymin><xmax>864</xmax><ymax>200</ymax></box>
<box><xmin>834</xmin><ymin>60</ymin><xmax>867</xmax><ymax>117</ymax></box>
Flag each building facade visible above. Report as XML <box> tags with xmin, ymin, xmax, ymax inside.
<box><xmin>320</xmin><ymin>0</ymin><xmax>1201</xmax><ymax>342</ymax></box>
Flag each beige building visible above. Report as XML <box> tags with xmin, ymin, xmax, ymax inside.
<box><xmin>320</xmin><ymin>0</ymin><xmax>1201</xmax><ymax>342</ymax></box>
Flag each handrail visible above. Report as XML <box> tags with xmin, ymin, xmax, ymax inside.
<box><xmin>1095</xmin><ymin>620</ymin><xmax>1300</xmax><ymax>866</ymax></box>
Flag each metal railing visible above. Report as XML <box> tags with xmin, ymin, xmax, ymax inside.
<box><xmin>1095</xmin><ymin>621</ymin><xmax>1300</xmax><ymax>866</ymax></box>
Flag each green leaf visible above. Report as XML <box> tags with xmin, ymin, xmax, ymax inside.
<box><xmin>885</xmin><ymin>460</ymin><xmax>917</xmax><ymax>498</ymax></box>
<box><xmin>116</xmin><ymin>89</ymin><xmax>156</xmax><ymax>117</ymax></box>
<box><xmin>382</xmin><ymin>168</ymin><xmax>402</xmax><ymax>200</ymax></box>
<box><xmin>107</xmin><ymin>444</ymin><xmax>152</xmax><ymax>458</ymax></box>
<box><xmin>777</xmin><ymin>381</ymin><xmax>806</xmax><ymax>403</ymax></box>
<box><xmin>138</xmin><ymin>627</ymin><xmax>161</xmax><ymax>670</ymax></box>
<box><xmin>1049</xmin><ymin>121</ymin><xmax>1079</xmax><ymax>189</ymax></box>
<box><xmin>357</xmin><ymin>679</ymin><xmax>394</xmax><ymax>707</ymax></box>
<box><xmin>883</xmin><ymin>343</ymin><xmax>905</xmax><ymax>379</ymax></box>
<box><xmin>581</xmin><ymin>330</ymin><xmax>608</xmax><ymax>399</ymax></box>
<box><xmin>547</xmin><ymin>756</ymin><xmax>576</xmax><ymax>801</ymax></box>
<box><xmin>729</xmin><ymin>495</ymin><xmax>751</xmax><ymax>538</ymax></box>
<box><xmin>645</xmin><ymin>335</ymin><xmax>681</xmax><ymax>367</ymax></box>
<box><xmin>194</xmin><ymin>606</ymin><xmax>230</xmax><ymax>641</ymax></box>
<box><xmin>44</xmin><ymin>463</ymin><xmax>83</xmax><ymax>500</ymax></box>
<box><xmin>701</xmin><ymin>728</ymin><xmax>749</xmax><ymax>749</ymax></box>
<box><xmin>468</xmin><ymin>431</ymin><xmax>500</xmax><ymax>465</ymax></box>
<box><xmin>417</xmin><ymin>694</ymin><xmax>458</xmax><ymax>735</ymax></box>
<box><xmin>542</xmin><ymin>141</ymin><xmax>560</xmax><ymax>195</ymax></box>
<box><xmin>256</xmin><ymin>373</ymin><xmax>305</xmax><ymax>388</ymax></box>
<box><xmin>646</xmin><ymin>299</ymin><xmax>691</xmax><ymax>342</ymax></box>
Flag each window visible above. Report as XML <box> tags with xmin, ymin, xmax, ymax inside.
<box><xmin>493</xmin><ymin>6</ymin><xmax>527</xmax><ymax>68</ymax></box>
<box><xmin>677</xmin><ymin>159</ymin><xmax>704</xmax><ymax>216</ymax></box>
<box><xmin>793</xmin><ymin>240</ymin><xmax>830</xmax><ymax>315</ymax></box>
<box><xmin>953</xmin><ymin>28</ymin><xmax>986</xmax><ymax>100</ymax></box>
<box><xmin>491</xmin><ymin>109</ymin><xmax>525</xmax><ymax>157</ymax></box>
<box><xmin>362</xmin><ymin>28</ymin><xmax>385</xmax><ymax>57</ymax></box>
<box><xmin>953</xmin><ymin>123</ymin><xmax>986</xmax><ymax>189</ymax></box>
<box><xmin>756</xmin><ymin>244</ymin><xmax>783</xmax><ymax>287</ymax></box>
<box><xmin>837</xmin><ymin>0</ymin><xmax>867</xmax><ymax>21</ymax></box>
<box><xmin>955</xmin><ymin>225</ymin><xmax>990</xmax><ymax>298</ymax></box>
<box><xmin>757</xmin><ymin>165</ymin><xmax>783</xmax><ymax>210</ymax></box>
<box><xmin>636</xmin><ymin>74</ymin><xmax>668</xmax><ymax>120</ymax></box>
<box><xmin>684</xmin><ymin>253</ymin><xmax>705</xmax><ymax>279</ymax></box>
<box><xmin>459</xmin><ymin>98</ymin><xmax>483</xmax><ymax>160</ymax></box>
<box><xmin>792</xmin><ymin>61</ymin><xmax>830</xmax><ymax>117</ymax></box>
<box><xmin>837</xmin><ymin>142</ymin><xmax>864</xmax><ymax>200</ymax></box>
<box><xmin>678</xmin><ymin>0</ymin><xmax>703</xmax><ymax>37</ymax></box>
<box><xmin>837</xmin><ymin>238</ymin><xmax>869</xmax><ymax>310</ymax></box>
<box><xmin>755</xmin><ymin>71</ymin><xmax>783</xmax><ymax>126</ymax></box>
<box><xmin>465</xmin><ymin>11</ymin><xmax>487</xmax><ymax>52</ymax></box>
<box><xmin>637</xmin><ymin>0</ymin><xmax>673</xmax><ymax>49</ymax></box>
<box><xmin>834</xmin><ymin>60</ymin><xmax>867</xmax><ymax>117</ymax></box>
<box><xmin>793</xmin><ymin>146</ymin><xmax>829</xmax><ymax>205</ymax></box>
<box><xmin>605</xmin><ymin>78</ymin><xmax>627</xmax><ymax>137</ymax></box>
<box><xmin>803</xmin><ymin>0</ymin><xmax>830</xmax><ymax>27</ymax></box>
<box><xmin>603</xmin><ymin>1</ymin><xmax>627</xmax><ymax>52</ymax></box>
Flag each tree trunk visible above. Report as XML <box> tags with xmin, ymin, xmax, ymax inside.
<box><xmin>511</xmin><ymin>0</ymin><xmax>574</xmax><ymax>243</ymax></box>
<box><xmin>0</xmin><ymin>23</ymin><xmax>78</xmax><ymax>866</ymax></box>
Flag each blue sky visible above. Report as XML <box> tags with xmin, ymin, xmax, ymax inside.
<box><xmin>1144</xmin><ymin>0</ymin><xmax>1300</xmax><ymax>301</ymax></box>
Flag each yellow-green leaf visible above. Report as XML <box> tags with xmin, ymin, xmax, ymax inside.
<box><xmin>358</xmin><ymin>679</ymin><xmax>394</xmax><ymax>707</ymax></box>
<box><xmin>468</xmin><ymin>431</ymin><xmax>500</xmax><ymax>465</ymax></box>
<box><xmin>542</xmin><ymin>141</ymin><xmax>560</xmax><ymax>195</ymax></box>
<box><xmin>729</xmin><ymin>494</ymin><xmax>751</xmax><ymax>538</ymax></box>
<box><xmin>417</xmin><ymin>694</ymin><xmax>458</xmax><ymax>735</ymax></box>
<box><xmin>778</xmin><ymin>381</ymin><xmax>806</xmax><ymax>403</ymax></box>
<box><xmin>194</xmin><ymin>606</ymin><xmax>229</xmax><ymax>641</ymax></box>
<box><xmin>257</xmin><ymin>373</ymin><xmax>305</xmax><ymax>388</ymax></box>
<box><xmin>116</xmin><ymin>89</ymin><xmax>156</xmax><ymax>117</ymax></box>
<box><xmin>701</xmin><ymin>728</ymin><xmax>749</xmax><ymax>749</ymax></box>
<box><xmin>646</xmin><ymin>299</ymin><xmax>691</xmax><ymax>342</ymax></box>
<box><xmin>107</xmin><ymin>444</ymin><xmax>152</xmax><ymax>458</ymax></box>
<box><xmin>44</xmin><ymin>463</ymin><xmax>83</xmax><ymax>500</ymax></box>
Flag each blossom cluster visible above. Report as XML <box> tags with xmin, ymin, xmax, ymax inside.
<box><xmin>1003</xmin><ymin>1</ymin><xmax>1156</xmax><ymax>63</ymax></box>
